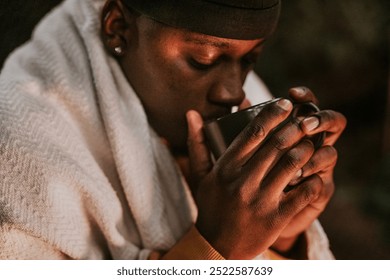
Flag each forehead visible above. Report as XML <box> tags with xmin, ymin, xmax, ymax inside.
<box><xmin>140</xmin><ymin>16</ymin><xmax>264</xmax><ymax>51</ymax></box>
<box><xmin>182</xmin><ymin>34</ymin><xmax>266</xmax><ymax>54</ymax></box>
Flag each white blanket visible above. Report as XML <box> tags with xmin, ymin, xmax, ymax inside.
<box><xmin>0</xmin><ymin>0</ymin><xmax>333</xmax><ymax>260</ymax></box>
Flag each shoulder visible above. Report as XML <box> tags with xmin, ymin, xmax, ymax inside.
<box><xmin>243</xmin><ymin>71</ymin><xmax>273</xmax><ymax>104</ymax></box>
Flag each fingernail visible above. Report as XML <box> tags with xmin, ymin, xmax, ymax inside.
<box><xmin>291</xmin><ymin>87</ymin><xmax>306</xmax><ymax>97</ymax></box>
<box><xmin>186</xmin><ymin>110</ymin><xmax>197</xmax><ymax>129</ymax></box>
<box><xmin>185</xmin><ymin>111</ymin><xmax>193</xmax><ymax>123</ymax></box>
<box><xmin>302</xmin><ymin>116</ymin><xmax>319</xmax><ymax>131</ymax></box>
<box><xmin>293</xmin><ymin>169</ymin><xmax>302</xmax><ymax>180</ymax></box>
<box><xmin>276</xmin><ymin>99</ymin><xmax>292</xmax><ymax>111</ymax></box>
<box><xmin>289</xmin><ymin>169</ymin><xmax>303</xmax><ymax>185</ymax></box>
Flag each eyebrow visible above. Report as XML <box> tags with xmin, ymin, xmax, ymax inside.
<box><xmin>184</xmin><ymin>35</ymin><xmax>266</xmax><ymax>51</ymax></box>
<box><xmin>184</xmin><ymin>35</ymin><xmax>231</xmax><ymax>49</ymax></box>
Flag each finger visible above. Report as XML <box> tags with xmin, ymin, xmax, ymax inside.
<box><xmin>301</xmin><ymin>146</ymin><xmax>337</xmax><ymax>207</ymax></box>
<box><xmin>219</xmin><ymin>98</ymin><xmax>293</xmax><ymax>170</ymax></box>
<box><xmin>300</xmin><ymin>110</ymin><xmax>347</xmax><ymax>145</ymax></box>
<box><xmin>288</xmin><ymin>87</ymin><xmax>319</xmax><ymax>105</ymax></box>
<box><xmin>301</xmin><ymin>145</ymin><xmax>338</xmax><ymax>178</ymax></box>
<box><xmin>242</xmin><ymin>116</ymin><xmax>307</xmax><ymax>183</ymax></box>
<box><xmin>279</xmin><ymin>174</ymin><xmax>323</xmax><ymax>219</ymax></box>
<box><xmin>186</xmin><ymin>110</ymin><xmax>213</xmax><ymax>184</ymax></box>
<box><xmin>259</xmin><ymin>140</ymin><xmax>315</xmax><ymax>195</ymax></box>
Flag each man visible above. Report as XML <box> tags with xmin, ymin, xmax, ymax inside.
<box><xmin>0</xmin><ymin>0</ymin><xmax>346</xmax><ymax>259</ymax></box>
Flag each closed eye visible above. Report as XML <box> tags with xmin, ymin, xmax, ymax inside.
<box><xmin>188</xmin><ymin>58</ymin><xmax>216</xmax><ymax>71</ymax></box>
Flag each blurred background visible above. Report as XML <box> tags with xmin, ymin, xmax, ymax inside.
<box><xmin>256</xmin><ymin>0</ymin><xmax>390</xmax><ymax>259</ymax></box>
<box><xmin>0</xmin><ymin>0</ymin><xmax>389</xmax><ymax>259</ymax></box>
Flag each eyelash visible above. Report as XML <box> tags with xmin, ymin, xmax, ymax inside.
<box><xmin>188</xmin><ymin>58</ymin><xmax>215</xmax><ymax>70</ymax></box>
<box><xmin>188</xmin><ymin>55</ymin><xmax>258</xmax><ymax>71</ymax></box>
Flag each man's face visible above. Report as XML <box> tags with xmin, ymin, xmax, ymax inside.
<box><xmin>120</xmin><ymin>16</ymin><xmax>264</xmax><ymax>154</ymax></box>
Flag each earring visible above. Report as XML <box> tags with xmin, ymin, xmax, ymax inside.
<box><xmin>114</xmin><ymin>46</ymin><xmax>123</xmax><ymax>55</ymax></box>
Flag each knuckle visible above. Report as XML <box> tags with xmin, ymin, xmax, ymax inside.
<box><xmin>302</xmin><ymin>175</ymin><xmax>323</xmax><ymax>201</ymax></box>
<box><xmin>323</xmin><ymin>110</ymin><xmax>334</xmax><ymax>121</ymax></box>
<box><xmin>300</xmin><ymin>185</ymin><xmax>317</xmax><ymax>204</ymax></box>
<box><xmin>243</xmin><ymin>121</ymin><xmax>265</xmax><ymax>142</ymax></box>
<box><xmin>214</xmin><ymin>164</ymin><xmax>227</xmax><ymax>182</ymax></box>
<box><xmin>284</xmin><ymin>150</ymin><xmax>302</xmax><ymax>171</ymax></box>
<box><xmin>233</xmin><ymin>184</ymin><xmax>255</xmax><ymax>206</ymax></box>
<box><xmin>187</xmin><ymin>134</ymin><xmax>203</xmax><ymax>148</ymax></box>
<box><xmin>305</xmin><ymin>158</ymin><xmax>316</xmax><ymax>172</ymax></box>
<box><xmin>284</xmin><ymin>142</ymin><xmax>313</xmax><ymax>170</ymax></box>
<box><xmin>323</xmin><ymin>145</ymin><xmax>338</xmax><ymax>165</ymax></box>
<box><xmin>326</xmin><ymin>145</ymin><xmax>338</xmax><ymax>158</ymax></box>
<box><xmin>270</xmin><ymin>133</ymin><xmax>289</xmax><ymax>151</ymax></box>
<box><xmin>214</xmin><ymin>163</ymin><xmax>234</xmax><ymax>184</ymax></box>
<box><xmin>321</xmin><ymin>110</ymin><xmax>346</xmax><ymax>128</ymax></box>
<box><xmin>325</xmin><ymin>183</ymin><xmax>335</xmax><ymax>199</ymax></box>
<box><xmin>301</xmin><ymin>86</ymin><xmax>310</xmax><ymax>94</ymax></box>
<box><xmin>247</xmin><ymin>102</ymin><xmax>291</xmax><ymax>140</ymax></box>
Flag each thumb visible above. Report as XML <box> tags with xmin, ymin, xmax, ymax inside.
<box><xmin>186</xmin><ymin>110</ymin><xmax>213</xmax><ymax>190</ymax></box>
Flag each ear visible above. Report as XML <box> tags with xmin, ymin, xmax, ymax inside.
<box><xmin>101</xmin><ymin>0</ymin><xmax>137</xmax><ymax>56</ymax></box>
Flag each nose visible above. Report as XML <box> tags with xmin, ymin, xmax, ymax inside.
<box><xmin>207</xmin><ymin>65</ymin><xmax>246</xmax><ymax>107</ymax></box>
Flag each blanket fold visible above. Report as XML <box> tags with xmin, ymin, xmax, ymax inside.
<box><xmin>0</xmin><ymin>0</ymin><xmax>196</xmax><ymax>259</ymax></box>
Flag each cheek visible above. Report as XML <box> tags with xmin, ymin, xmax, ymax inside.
<box><xmin>158</xmin><ymin>57</ymin><xmax>211</xmax><ymax>107</ymax></box>
<box><xmin>129</xmin><ymin>43</ymin><xmax>212</xmax><ymax>122</ymax></box>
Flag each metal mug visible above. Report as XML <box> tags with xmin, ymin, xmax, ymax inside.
<box><xmin>203</xmin><ymin>98</ymin><xmax>325</xmax><ymax>159</ymax></box>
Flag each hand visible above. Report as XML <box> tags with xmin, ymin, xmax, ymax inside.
<box><xmin>186</xmin><ymin>98</ymin><xmax>327</xmax><ymax>259</ymax></box>
<box><xmin>271</xmin><ymin>87</ymin><xmax>347</xmax><ymax>255</ymax></box>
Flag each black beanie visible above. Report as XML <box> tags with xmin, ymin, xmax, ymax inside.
<box><xmin>123</xmin><ymin>0</ymin><xmax>281</xmax><ymax>40</ymax></box>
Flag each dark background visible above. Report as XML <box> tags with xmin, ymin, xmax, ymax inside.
<box><xmin>1</xmin><ymin>0</ymin><xmax>389</xmax><ymax>259</ymax></box>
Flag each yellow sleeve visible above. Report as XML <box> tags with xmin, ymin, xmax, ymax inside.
<box><xmin>148</xmin><ymin>225</ymin><xmax>288</xmax><ymax>260</ymax></box>
<box><xmin>149</xmin><ymin>225</ymin><xmax>224</xmax><ymax>260</ymax></box>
